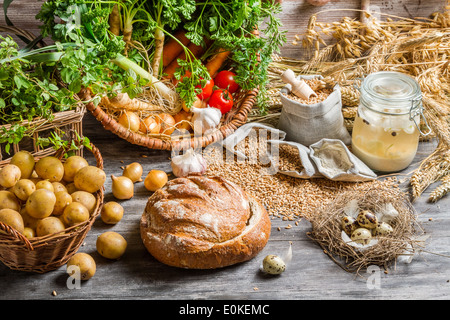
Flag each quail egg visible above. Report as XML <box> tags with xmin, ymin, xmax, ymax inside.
<box><xmin>262</xmin><ymin>254</ymin><xmax>286</xmax><ymax>275</ymax></box>
<box><xmin>356</xmin><ymin>210</ymin><xmax>378</xmax><ymax>229</ymax></box>
<box><xmin>341</xmin><ymin>215</ymin><xmax>358</xmax><ymax>236</ymax></box>
<box><xmin>351</xmin><ymin>228</ymin><xmax>372</xmax><ymax>245</ymax></box>
<box><xmin>373</xmin><ymin>222</ymin><xmax>394</xmax><ymax>236</ymax></box>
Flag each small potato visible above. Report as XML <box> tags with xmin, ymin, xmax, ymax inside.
<box><xmin>10</xmin><ymin>151</ymin><xmax>35</xmax><ymax>179</ymax></box>
<box><xmin>66</xmin><ymin>252</ymin><xmax>96</xmax><ymax>280</ymax></box>
<box><xmin>96</xmin><ymin>231</ymin><xmax>127</xmax><ymax>259</ymax></box>
<box><xmin>36</xmin><ymin>216</ymin><xmax>65</xmax><ymax>237</ymax></box>
<box><xmin>101</xmin><ymin>201</ymin><xmax>124</xmax><ymax>224</ymax></box>
<box><xmin>65</xmin><ymin>182</ymin><xmax>78</xmax><ymax>194</ymax></box>
<box><xmin>62</xmin><ymin>202</ymin><xmax>90</xmax><ymax>227</ymax></box>
<box><xmin>0</xmin><ymin>190</ymin><xmax>20</xmax><ymax>212</ymax></box>
<box><xmin>0</xmin><ymin>208</ymin><xmax>24</xmax><ymax>234</ymax></box>
<box><xmin>23</xmin><ymin>227</ymin><xmax>35</xmax><ymax>239</ymax></box>
<box><xmin>35</xmin><ymin>156</ymin><xmax>64</xmax><ymax>182</ymax></box>
<box><xmin>0</xmin><ymin>164</ymin><xmax>22</xmax><ymax>188</ymax></box>
<box><xmin>26</xmin><ymin>189</ymin><xmax>56</xmax><ymax>219</ymax></box>
<box><xmin>53</xmin><ymin>191</ymin><xmax>73</xmax><ymax>216</ymax></box>
<box><xmin>73</xmin><ymin>166</ymin><xmax>106</xmax><ymax>193</ymax></box>
<box><xmin>52</xmin><ymin>182</ymin><xmax>67</xmax><ymax>193</ymax></box>
<box><xmin>20</xmin><ymin>207</ymin><xmax>41</xmax><ymax>229</ymax></box>
<box><xmin>12</xmin><ymin>179</ymin><xmax>36</xmax><ymax>201</ymax></box>
<box><xmin>35</xmin><ymin>180</ymin><xmax>54</xmax><ymax>192</ymax></box>
<box><xmin>63</xmin><ymin>156</ymin><xmax>89</xmax><ymax>182</ymax></box>
<box><xmin>71</xmin><ymin>191</ymin><xmax>97</xmax><ymax>214</ymax></box>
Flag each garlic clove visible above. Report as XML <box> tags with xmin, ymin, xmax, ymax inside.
<box><xmin>191</xmin><ymin>107</ymin><xmax>221</xmax><ymax>134</ymax></box>
<box><xmin>171</xmin><ymin>148</ymin><xmax>207</xmax><ymax>178</ymax></box>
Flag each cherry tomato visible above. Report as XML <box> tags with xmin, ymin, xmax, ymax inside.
<box><xmin>196</xmin><ymin>78</ymin><xmax>214</xmax><ymax>100</ymax></box>
<box><xmin>214</xmin><ymin>70</ymin><xmax>239</xmax><ymax>93</ymax></box>
<box><xmin>209</xmin><ymin>89</ymin><xmax>233</xmax><ymax>114</ymax></box>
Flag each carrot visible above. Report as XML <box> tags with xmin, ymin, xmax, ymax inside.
<box><xmin>162</xmin><ymin>30</ymin><xmax>191</xmax><ymax>68</ymax></box>
<box><xmin>108</xmin><ymin>4</ymin><xmax>121</xmax><ymax>36</ymax></box>
<box><xmin>163</xmin><ymin>40</ymin><xmax>213</xmax><ymax>80</ymax></box>
<box><xmin>204</xmin><ymin>48</ymin><xmax>231</xmax><ymax>77</ymax></box>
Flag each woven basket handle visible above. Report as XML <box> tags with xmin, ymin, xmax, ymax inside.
<box><xmin>0</xmin><ymin>222</ymin><xmax>33</xmax><ymax>251</ymax></box>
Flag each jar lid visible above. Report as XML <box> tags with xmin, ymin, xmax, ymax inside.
<box><xmin>361</xmin><ymin>71</ymin><xmax>422</xmax><ymax>114</ymax></box>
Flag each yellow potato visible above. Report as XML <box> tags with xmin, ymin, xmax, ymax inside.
<box><xmin>0</xmin><ymin>190</ymin><xmax>20</xmax><ymax>212</ymax></box>
<box><xmin>36</xmin><ymin>216</ymin><xmax>65</xmax><ymax>237</ymax></box>
<box><xmin>65</xmin><ymin>182</ymin><xmax>78</xmax><ymax>194</ymax></box>
<box><xmin>0</xmin><ymin>164</ymin><xmax>22</xmax><ymax>188</ymax></box>
<box><xmin>53</xmin><ymin>191</ymin><xmax>73</xmax><ymax>216</ymax></box>
<box><xmin>73</xmin><ymin>166</ymin><xmax>106</xmax><ymax>193</ymax></box>
<box><xmin>35</xmin><ymin>180</ymin><xmax>54</xmax><ymax>192</ymax></box>
<box><xmin>96</xmin><ymin>231</ymin><xmax>127</xmax><ymax>259</ymax></box>
<box><xmin>10</xmin><ymin>151</ymin><xmax>35</xmax><ymax>179</ymax></box>
<box><xmin>101</xmin><ymin>201</ymin><xmax>124</xmax><ymax>225</ymax></box>
<box><xmin>61</xmin><ymin>202</ymin><xmax>89</xmax><ymax>227</ymax></box>
<box><xmin>23</xmin><ymin>227</ymin><xmax>35</xmax><ymax>239</ymax></box>
<box><xmin>0</xmin><ymin>208</ymin><xmax>24</xmax><ymax>234</ymax></box>
<box><xmin>71</xmin><ymin>191</ymin><xmax>97</xmax><ymax>214</ymax></box>
<box><xmin>20</xmin><ymin>207</ymin><xmax>41</xmax><ymax>229</ymax></box>
<box><xmin>52</xmin><ymin>182</ymin><xmax>67</xmax><ymax>193</ymax></box>
<box><xmin>12</xmin><ymin>179</ymin><xmax>36</xmax><ymax>201</ymax></box>
<box><xmin>66</xmin><ymin>252</ymin><xmax>96</xmax><ymax>280</ymax></box>
<box><xmin>63</xmin><ymin>156</ymin><xmax>89</xmax><ymax>182</ymax></box>
<box><xmin>35</xmin><ymin>156</ymin><xmax>64</xmax><ymax>182</ymax></box>
<box><xmin>25</xmin><ymin>189</ymin><xmax>56</xmax><ymax>219</ymax></box>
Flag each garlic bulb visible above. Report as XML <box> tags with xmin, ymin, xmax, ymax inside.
<box><xmin>191</xmin><ymin>107</ymin><xmax>221</xmax><ymax>134</ymax></box>
<box><xmin>171</xmin><ymin>148</ymin><xmax>207</xmax><ymax>177</ymax></box>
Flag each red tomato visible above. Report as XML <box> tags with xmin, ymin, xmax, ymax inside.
<box><xmin>209</xmin><ymin>89</ymin><xmax>233</xmax><ymax>114</ymax></box>
<box><xmin>196</xmin><ymin>78</ymin><xmax>214</xmax><ymax>100</ymax></box>
<box><xmin>214</xmin><ymin>70</ymin><xmax>239</xmax><ymax>93</ymax></box>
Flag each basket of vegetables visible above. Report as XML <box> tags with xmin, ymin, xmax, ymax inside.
<box><xmin>0</xmin><ymin>26</ymin><xmax>86</xmax><ymax>163</ymax></box>
<box><xmin>0</xmin><ymin>138</ymin><xmax>105</xmax><ymax>273</ymax></box>
<box><xmin>36</xmin><ymin>0</ymin><xmax>286</xmax><ymax>151</ymax></box>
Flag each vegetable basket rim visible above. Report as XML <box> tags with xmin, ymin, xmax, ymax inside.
<box><xmin>82</xmin><ymin>85</ymin><xmax>259</xmax><ymax>151</ymax></box>
<box><xmin>0</xmin><ymin>142</ymin><xmax>104</xmax><ymax>273</ymax></box>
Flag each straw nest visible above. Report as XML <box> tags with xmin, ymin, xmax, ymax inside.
<box><xmin>307</xmin><ymin>186</ymin><xmax>423</xmax><ymax>274</ymax></box>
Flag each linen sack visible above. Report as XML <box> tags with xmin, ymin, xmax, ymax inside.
<box><xmin>278</xmin><ymin>74</ymin><xmax>352</xmax><ymax>146</ymax></box>
<box><xmin>222</xmin><ymin>123</ymin><xmax>376</xmax><ymax>182</ymax></box>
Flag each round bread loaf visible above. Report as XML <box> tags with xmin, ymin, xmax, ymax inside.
<box><xmin>140</xmin><ymin>175</ymin><xmax>271</xmax><ymax>269</ymax></box>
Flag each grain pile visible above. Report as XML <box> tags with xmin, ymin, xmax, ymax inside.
<box><xmin>204</xmin><ymin>132</ymin><xmax>398</xmax><ymax>222</ymax></box>
<box><xmin>281</xmin><ymin>78</ymin><xmax>332</xmax><ymax>105</ymax></box>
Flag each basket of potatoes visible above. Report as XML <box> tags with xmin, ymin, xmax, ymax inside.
<box><xmin>0</xmin><ymin>142</ymin><xmax>105</xmax><ymax>273</ymax></box>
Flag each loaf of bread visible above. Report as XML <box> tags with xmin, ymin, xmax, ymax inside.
<box><xmin>140</xmin><ymin>175</ymin><xmax>271</xmax><ymax>269</ymax></box>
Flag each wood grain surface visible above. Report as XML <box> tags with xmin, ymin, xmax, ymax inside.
<box><xmin>0</xmin><ymin>0</ymin><xmax>449</xmax><ymax>302</ymax></box>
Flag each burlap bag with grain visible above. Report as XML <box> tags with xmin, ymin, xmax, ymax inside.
<box><xmin>278</xmin><ymin>75</ymin><xmax>351</xmax><ymax>146</ymax></box>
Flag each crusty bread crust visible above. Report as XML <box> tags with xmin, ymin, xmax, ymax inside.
<box><xmin>140</xmin><ymin>176</ymin><xmax>271</xmax><ymax>269</ymax></box>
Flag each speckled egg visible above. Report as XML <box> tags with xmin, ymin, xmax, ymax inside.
<box><xmin>356</xmin><ymin>210</ymin><xmax>378</xmax><ymax>229</ymax></box>
<box><xmin>373</xmin><ymin>222</ymin><xmax>394</xmax><ymax>236</ymax></box>
<box><xmin>262</xmin><ymin>255</ymin><xmax>286</xmax><ymax>275</ymax></box>
<box><xmin>341</xmin><ymin>215</ymin><xmax>358</xmax><ymax>236</ymax></box>
<box><xmin>351</xmin><ymin>228</ymin><xmax>372</xmax><ymax>245</ymax></box>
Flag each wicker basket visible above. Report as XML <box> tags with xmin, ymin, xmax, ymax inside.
<box><xmin>0</xmin><ymin>26</ymin><xmax>86</xmax><ymax>163</ymax></box>
<box><xmin>82</xmin><ymin>87</ymin><xmax>258</xmax><ymax>151</ymax></box>
<box><xmin>0</xmin><ymin>143</ymin><xmax>104</xmax><ymax>273</ymax></box>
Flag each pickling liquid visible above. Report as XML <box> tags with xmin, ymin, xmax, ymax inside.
<box><xmin>351</xmin><ymin>111</ymin><xmax>419</xmax><ymax>172</ymax></box>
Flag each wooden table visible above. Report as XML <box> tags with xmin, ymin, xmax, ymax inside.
<box><xmin>1</xmin><ymin>0</ymin><xmax>449</xmax><ymax>304</ymax></box>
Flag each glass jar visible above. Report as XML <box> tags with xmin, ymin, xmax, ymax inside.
<box><xmin>351</xmin><ymin>71</ymin><xmax>430</xmax><ymax>173</ymax></box>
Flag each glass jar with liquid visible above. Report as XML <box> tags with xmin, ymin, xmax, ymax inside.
<box><xmin>351</xmin><ymin>71</ymin><xmax>430</xmax><ymax>173</ymax></box>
